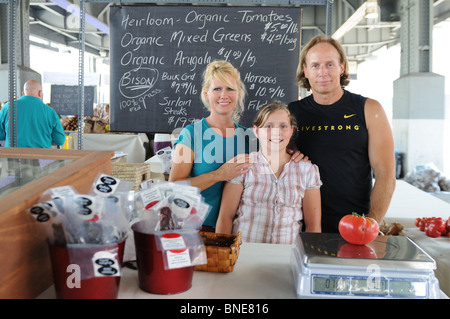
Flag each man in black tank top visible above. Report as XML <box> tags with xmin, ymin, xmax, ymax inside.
<box><xmin>288</xmin><ymin>35</ymin><xmax>396</xmax><ymax>233</ymax></box>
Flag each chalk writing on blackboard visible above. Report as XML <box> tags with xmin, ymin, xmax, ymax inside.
<box><xmin>50</xmin><ymin>85</ymin><xmax>95</xmax><ymax>116</ymax></box>
<box><xmin>110</xmin><ymin>6</ymin><xmax>301</xmax><ymax>133</ymax></box>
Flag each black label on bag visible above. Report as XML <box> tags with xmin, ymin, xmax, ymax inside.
<box><xmin>30</xmin><ymin>206</ymin><xmax>44</xmax><ymax>215</ymax></box>
<box><xmin>36</xmin><ymin>213</ymin><xmax>50</xmax><ymax>222</ymax></box>
<box><xmin>96</xmin><ymin>184</ymin><xmax>112</xmax><ymax>193</ymax></box>
<box><xmin>97</xmin><ymin>266</ymin><xmax>118</xmax><ymax>276</ymax></box>
<box><xmin>75</xmin><ymin>196</ymin><xmax>93</xmax><ymax>207</ymax></box>
<box><xmin>173</xmin><ymin>198</ymin><xmax>190</xmax><ymax>209</ymax></box>
<box><xmin>92</xmin><ymin>251</ymin><xmax>120</xmax><ymax>277</ymax></box>
<box><xmin>100</xmin><ymin>176</ymin><xmax>117</xmax><ymax>186</ymax></box>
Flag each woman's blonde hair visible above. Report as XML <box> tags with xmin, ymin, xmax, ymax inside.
<box><xmin>296</xmin><ymin>35</ymin><xmax>350</xmax><ymax>90</ymax></box>
<box><xmin>201</xmin><ymin>60</ymin><xmax>246</xmax><ymax>123</ymax></box>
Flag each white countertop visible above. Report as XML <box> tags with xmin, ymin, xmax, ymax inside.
<box><xmin>39</xmin><ymin>242</ymin><xmax>298</xmax><ymax>299</ymax></box>
<box><xmin>126</xmin><ymin>242</ymin><xmax>297</xmax><ymax>299</ymax></box>
<box><xmin>38</xmin><ymin>238</ymin><xmax>448</xmax><ymax>300</ymax></box>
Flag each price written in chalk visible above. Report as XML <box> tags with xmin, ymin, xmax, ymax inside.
<box><xmin>251</xmin><ymin>85</ymin><xmax>285</xmax><ymax>99</ymax></box>
<box><xmin>167</xmin><ymin>116</ymin><xmax>197</xmax><ymax>128</ymax></box>
<box><xmin>261</xmin><ymin>21</ymin><xmax>299</xmax><ymax>51</ymax></box>
<box><xmin>217</xmin><ymin>47</ymin><xmax>257</xmax><ymax>67</ymax></box>
<box><xmin>171</xmin><ymin>81</ymin><xmax>198</xmax><ymax>95</ymax></box>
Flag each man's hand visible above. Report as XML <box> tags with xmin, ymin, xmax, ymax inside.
<box><xmin>287</xmin><ymin>149</ymin><xmax>309</xmax><ymax>163</ymax></box>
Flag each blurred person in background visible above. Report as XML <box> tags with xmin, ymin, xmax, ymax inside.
<box><xmin>0</xmin><ymin>80</ymin><xmax>65</xmax><ymax>148</ymax></box>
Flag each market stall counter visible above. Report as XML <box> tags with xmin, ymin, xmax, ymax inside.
<box><xmin>37</xmin><ymin>242</ymin><xmax>310</xmax><ymax>299</ymax></box>
<box><xmin>69</xmin><ymin>132</ymin><xmax>149</xmax><ymax>163</ymax></box>
<box><xmin>405</xmin><ymin>228</ymin><xmax>450</xmax><ymax>297</ymax></box>
<box><xmin>38</xmin><ymin>239</ymin><xmax>448</xmax><ymax>299</ymax></box>
<box><xmin>35</xmin><ymin>179</ymin><xmax>450</xmax><ymax>300</ymax></box>
<box><xmin>384</xmin><ymin>180</ymin><xmax>450</xmax><ymax>296</ymax></box>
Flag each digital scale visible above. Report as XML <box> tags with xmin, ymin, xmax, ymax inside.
<box><xmin>291</xmin><ymin>232</ymin><xmax>440</xmax><ymax>299</ymax></box>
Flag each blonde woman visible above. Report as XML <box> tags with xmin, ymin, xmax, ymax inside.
<box><xmin>169</xmin><ymin>60</ymin><xmax>256</xmax><ymax>231</ymax></box>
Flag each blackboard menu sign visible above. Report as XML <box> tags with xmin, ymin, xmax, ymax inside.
<box><xmin>110</xmin><ymin>5</ymin><xmax>301</xmax><ymax>133</ymax></box>
<box><xmin>50</xmin><ymin>85</ymin><xmax>95</xmax><ymax>116</ymax></box>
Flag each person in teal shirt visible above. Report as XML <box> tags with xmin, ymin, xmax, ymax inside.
<box><xmin>169</xmin><ymin>61</ymin><xmax>257</xmax><ymax>230</ymax></box>
<box><xmin>173</xmin><ymin>118</ymin><xmax>257</xmax><ymax>228</ymax></box>
<box><xmin>0</xmin><ymin>80</ymin><xmax>66</xmax><ymax>148</ymax></box>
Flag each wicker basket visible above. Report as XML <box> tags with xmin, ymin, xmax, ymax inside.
<box><xmin>194</xmin><ymin>231</ymin><xmax>242</xmax><ymax>273</ymax></box>
<box><xmin>110</xmin><ymin>163</ymin><xmax>151</xmax><ymax>191</ymax></box>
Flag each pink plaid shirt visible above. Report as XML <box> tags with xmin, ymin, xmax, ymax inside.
<box><xmin>229</xmin><ymin>151</ymin><xmax>322</xmax><ymax>244</ymax></box>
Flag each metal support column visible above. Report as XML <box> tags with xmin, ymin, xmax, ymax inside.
<box><xmin>7</xmin><ymin>0</ymin><xmax>17</xmax><ymax>147</ymax></box>
<box><xmin>400</xmin><ymin>0</ymin><xmax>433</xmax><ymax>75</ymax></box>
<box><xmin>326</xmin><ymin>0</ymin><xmax>334</xmax><ymax>36</ymax></box>
<box><xmin>77</xmin><ymin>0</ymin><xmax>86</xmax><ymax>150</ymax></box>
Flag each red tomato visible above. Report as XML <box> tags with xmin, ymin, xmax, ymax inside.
<box><xmin>424</xmin><ymin>217</ymin><xmax>447</xmax><ymax>238</ymax></box>
<box><xmin>338</xmin><ymin>213</ymin><xmax>379</xmax><ymax>245</ymax></box>
<box><xmin>415</xmin><ymin>217</ymin><xmax>424</xmax><ymax>228</ymax></box>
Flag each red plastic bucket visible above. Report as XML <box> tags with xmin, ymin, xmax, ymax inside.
<box><xmin>133</xmin><ymin>225</ymin><xmax>194</xmax><ymax>295</ymax></box>
<box><xmin>48</xmin><ymin>239</ymin><xmax>126</xmax><ymax>299</ymax></box>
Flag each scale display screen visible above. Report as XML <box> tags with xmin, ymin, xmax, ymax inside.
<box><xmin>312</xmin><ymin>275</ymin><xmax>428</xmax><ymax>298</ymax></box>
<box><xmin>313</xmin><ymin>276</ymin><xmax>350</xmax><ymax>294</ymax></box>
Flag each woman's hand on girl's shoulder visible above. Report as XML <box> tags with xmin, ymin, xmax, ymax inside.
<box><xmin>215</xmin><ymin>154</ymin><xmax>253</xmax><ymax>181</ymax></box>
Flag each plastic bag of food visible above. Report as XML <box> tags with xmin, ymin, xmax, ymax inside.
<box><xmin>29</xmin><ymin>185</ymin><xmax>130</xmax><ymax>245</ymax></box>
<box><xmin>404</xmin><ymin>163</ymin><xmax>441</xmax><ymax>192</ymax></box>
<box><xmin>131</xmin><ymin>182</ymin><xmax>210</xmax><ymax>270</ymax></box>
<box><xmin>438</xmin><ymin>175</ymin><xmax>450</xmax><ymax>192</ymax></box>
<box><xmin>136</xmin><ymin>182</ymin><xmax>210</xmax><ymax>231</ymax></box>
<box><xmin>29</xmin><ymin>186</ymin><xmax>80</xmax><ymax>244</ymax></box>
<box><xmin>66</xmin><ymin>194</ymin><xmax>129</xmax><ymax>244</ymax></box>
<box><xmin>28</xmin><ymin>199</ymin><xmax>71</xmax><ymax>245</ymax></box>
<box><xmin>155</xmin><ymin>229</ymin><xmax>207</xmax><ymax>270</ymax></box>
<box><xmin>155</xmin><ymin>146</ymin><xmax>173</xmax><ymax>174</ymax></box>
<box><xmin>135</xmin><ymin>181</ymin><xmax>195</xmax><ymax>213</ymax></box>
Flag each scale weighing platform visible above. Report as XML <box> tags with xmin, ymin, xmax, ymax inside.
<box><xmin>291</xmin><ymin>233</ymin><xmax>440</xmax><ymax>299</ymax></box>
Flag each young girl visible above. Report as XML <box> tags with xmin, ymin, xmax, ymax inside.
<box><xmin>216</xmin><ymin>101</ymin><xmax>322</xmax><ymax>244</ymax></box>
